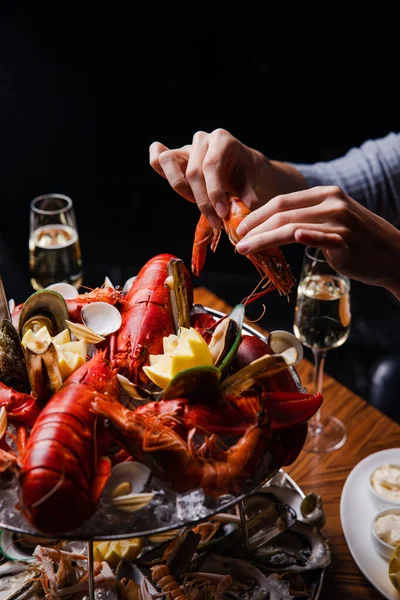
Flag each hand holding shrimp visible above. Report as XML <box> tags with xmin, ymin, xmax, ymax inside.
<box><xmin>235</xmin><ymin>185</ymin><xmax>400</xmax><ymax>299</ymax></box>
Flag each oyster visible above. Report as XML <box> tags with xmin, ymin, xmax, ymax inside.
<box><xmin>0</xmin><ymin>569</ymin><xmax>41</xmax><ymax>600</ymax></box>
<box><xmin>252</xmin><ymin>520</ymin><xmax>331</xmax><ymax>572</ymax></box>
<box><xmin>190</xmin><ymin>554</ymin><xmax>294</xmax><ymax>599</ymax></box>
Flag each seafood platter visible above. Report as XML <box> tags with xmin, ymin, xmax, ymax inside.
<box><xmin>0</xmin><ymin>200</ymin><xmax>330</xmax><ymax>598</ymax></box>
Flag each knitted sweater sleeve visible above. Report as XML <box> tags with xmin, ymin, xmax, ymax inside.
<box><xmin>292</xmin><ymin>132</ymin><xmax>400</xmax><ymax>225</ymax></box>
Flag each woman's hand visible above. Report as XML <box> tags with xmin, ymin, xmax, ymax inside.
<box><xmin>149</xmin><ymin>128</ymin><xmax>306</xmax><ymax>228</ymax></box>
<box><xmin>235</xmin><ymin>185</ymin><xmax>400</xmax><ymax>298</ymax></box>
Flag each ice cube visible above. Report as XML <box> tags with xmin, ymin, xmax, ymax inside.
<box><xmin>176</xmin><ymin>489</ymin><xmax>207</xmax><ymax>522</ymax></box>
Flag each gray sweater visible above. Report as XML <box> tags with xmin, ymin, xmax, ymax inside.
<box><xmin>294</xmin><ymin>132</ymin><xmax>400</xmax><ymax>226</ymax></box>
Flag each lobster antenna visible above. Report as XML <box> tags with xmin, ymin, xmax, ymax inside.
<box><xmin>245</xmin><ymin>303</ymin><xmax>267</xmax><ymax>324</ymax></box>
<box><xmin>30</xmin><ymin>471</ymin><xmax>66</xmax><ymax>509</ymax></box>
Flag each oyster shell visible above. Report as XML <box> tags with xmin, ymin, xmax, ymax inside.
<box><xmin>252</xmin><ymin>520</ymin><xmax>331</xmax><ymax>572</ymax></box>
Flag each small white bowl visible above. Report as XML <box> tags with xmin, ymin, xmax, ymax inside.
<box><xmin>368</xmin><ymin>464</ymin><xmax>400</xmax><ymax>510</ymax></box>
<box><xmin>371</xmin><ymin>507</ymin><xmax>400</xmax><ymax>560</ymax></box>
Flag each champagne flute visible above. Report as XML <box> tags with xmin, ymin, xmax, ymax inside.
<box><xmin>293</xmin><ymin>246</ymin><xmax>351</xmax><ymax>453</ymax></box>
<box><xmin>29</xmin><ymin>193</ymin><xmax>84</xmax><ymax>290</ymax></box>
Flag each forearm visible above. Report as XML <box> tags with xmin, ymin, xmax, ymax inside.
<box><xmin>292</xmin><ymin>132</ymin><xmax>400</xmax><ymax>225</ymax></box>
<box><xmin>254</xmin><ymin>155</ymin><xmax>308</xmax><ymax>205</ymax></box>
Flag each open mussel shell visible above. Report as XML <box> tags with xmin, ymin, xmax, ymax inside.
<box><xmin>219</xmin><ymin>346</ymin><xmax>299</xmax><ymax>395</ymax></box>
<box><xmin>18</xmin><ymin>290</ymin><xmax>69</xmax><ymax>338</ymax></box>
<box><xmin>0</xmin><ymin>319</ymin><xmax>30</xmax><ymax>393</ymax></box>
<box><xmin>208</xmin><ymin>304</ymin><xmax>244</xmax><ymax>377</ymax></box>
<box><xmin>158</xmin><ymin>365</ymin><xmax>221</xmax><ymax>401</ymax></box>
<box><xmin>46</xmin><ymin>282</ymin><xmax>79</xmax><ymax>299</ymax></box>
<box><xmin>81</xmin><ymin>302</ymin><xmax>122</xmax><ymax>336</ymax></box>
<box><xmin>268</xmin><ymin>329</ymin><xmax>304</xmax><ymax>365</ymax></box>
<box><xmin>166</xmin><ymin>258</ymin><xmax>191</xmax><ymax>332</ymax></box>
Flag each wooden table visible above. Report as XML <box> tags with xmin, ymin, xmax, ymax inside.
<box><xmin>194</xmin><ymin>286</ymin><xmax>400</xmax><ymax>600</ymax></box>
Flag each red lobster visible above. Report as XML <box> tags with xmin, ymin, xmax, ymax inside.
<box><xmin>18</xmin><ymin>351</ymin><xmax>119</xmax><ymax>534</ymax></box>
<box><xmin>192</xmin><ymin>196</ymin><xmax>295</xmax><ymax>297</ymax></box>
<box><xmin>111</xmin><ymin>253</ymin><xmax>193</xmax><ymax>385</ymax></box>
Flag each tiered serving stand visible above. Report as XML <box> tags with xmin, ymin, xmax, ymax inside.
<box><xmin>0</xmin><ymin>309</ymin><xmax>323</xmax><ymax>599</ymax></box>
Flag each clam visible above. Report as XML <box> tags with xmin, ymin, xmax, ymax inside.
<box><xmin>105</xmin><ymin>460</ymin><xmax>152</xmax><ymax>501</ymax></box>
<box><xmin>46</xmin><ymin>282</ymin><xmax>79</xmax><ymax>299</ymax></box>
<box><xmin>268</xmin><ymin>330</ymin><xmax>304</xmax><ymax>365</ymax></box>
<box><xmin>208</xmin><ymin>304</ymin><xmax>244</xmax><ymax>376</ymax></box>
<box><xmin>0</xmin><ymin>319</ymin><xmax>30</xmax><ymax>393</ymax></box>
<box><xmin>111</xmin><ymin>492</ymin><xmax>154</xmax><ymax>512</ymax></box>
<box><xmin>81</xmin><ymin>302</ymin><xmax>122</xmax><ymax>336</ymax></box>
<box><xmin>65</xmin><ymin>319</ymin><xmax>105</xmax><ymax>344</ymax></box>
<box><xmin>18</xmin><ymin>290</ymin><xmax>69</xmax><ymax>338</ymax></box>
<box><xmin>123</xmin><ymin>275</ymin><xmax>137</xmax><ymax>294</ymax></box>
<box><xmin>117</xmin><ymin>373</ymin><xmax>153</xmax><ymax>401</ymax></box>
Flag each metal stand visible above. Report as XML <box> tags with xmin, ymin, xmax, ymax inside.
<box><xmin>87</xmin><ymin>540</ymin><xmax>95</xmax><ymax>600</ymax></box>
<box><xmin>238</xmin><ymin>499</ymin><xmax>250</xmax><ymax>554</ymax></box>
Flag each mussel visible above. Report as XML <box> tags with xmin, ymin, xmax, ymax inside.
<box><xmin>0</xmin><ymin>319</ymin><xmax>30</xmax><ymax>393</ymax></box>
<box><xmin>18</xmin><ymin>290</ymin><xmax>69</xmax><ymax>338</ymax></box>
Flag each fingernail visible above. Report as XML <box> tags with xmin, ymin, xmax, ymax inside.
<box><xmin>236</xmin><ymin>240</ymin><xmax>250</xmax><ymax>254</ymax></box>
<box><xmin>215</xmin><ymin>202</ymin><xmax>228</xmax><ymax>218</ymax></box>
<box><xmin>208</xmin><ymin>214</ymin><xmax>221</xmax><ymax>229</ymax></box>
<box><xmin>236</xmin><ymin>221</ymin><xmax>248</xmax><ymax>237</ymax></box>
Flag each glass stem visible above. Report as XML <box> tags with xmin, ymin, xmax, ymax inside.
<box><xmin>312</xmin><ymin>348</ymin><xmax>327</xmax><ymax>429</ymax></box>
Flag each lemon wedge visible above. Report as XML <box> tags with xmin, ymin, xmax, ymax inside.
<box><xmin>57</xmin><ymin>340</ymin><xmax>87</xmax><ymax>360</ymax></box>
<box><xmin>93</xmin><ymin>538</ymin><xmax>143</xmax><ymax>567</ymax></box>
<box><xmin>21</xmin><ymin>325</ymin><xmax>52</xmax><ymax>349</ymax></box>
<box><xmin>143</xmin><ymin>326</ymin><xmax>213</xmax><ymax>388</ymax></box>
<box><xmin>52</xmin><ymin>328</ymin><xmax>71</xmax><ymax>345</ymax></box>
<box><xmin>58</xmin><ymin>349</ymin><xmax>86</xmax><ymax>380</ymax></box>
<box><xmin>389</xmin><ymin>544</ymin><xmax>400</xmax><ymax>592</ymax></box>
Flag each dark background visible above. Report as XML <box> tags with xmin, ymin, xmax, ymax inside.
<box><xmin>1</xmin><ymin>5</ymin><xmax>400</xmax><ymax>409</ymax></box>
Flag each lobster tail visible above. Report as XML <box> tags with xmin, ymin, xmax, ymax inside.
<box><xmin>18</xmin><ymin>352</ymin><xmax>119</xmax><ymax>534</ymax></box>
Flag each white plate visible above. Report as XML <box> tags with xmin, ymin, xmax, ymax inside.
<box><xmin>341</xmin><ymin>448</ymin><xmax>400</xmax><ymax>599</ymax></box>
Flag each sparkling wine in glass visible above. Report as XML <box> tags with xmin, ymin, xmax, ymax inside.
<box><xmin>293</xmin><ymin>246</ymin><xmax>351</xmax><ymax>452</ymax></box>
<box><xmin>29</xmin><ymin>193</ymin><xmax>83</xmax><ymax>290</ymax></box>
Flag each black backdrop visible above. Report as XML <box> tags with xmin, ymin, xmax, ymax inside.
<box><xmin>1</xmin><ymin>6</ymin><xmax>400</xmax><ymax>401</ymax></box>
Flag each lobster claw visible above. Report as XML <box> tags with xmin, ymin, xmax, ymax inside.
<box><xmin>270</xmin><ymin>423</ymin><xmax>308</xmax><ymax>466</ymax></box>
<box><xmin>265</xmin><ymin>391</ymin><xmax>323</xmax><ymax>431</ymax></box>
